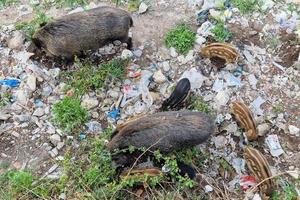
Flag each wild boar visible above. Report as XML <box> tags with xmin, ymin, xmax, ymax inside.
<box><xmin>28</xmin><ymin>6</ymin><xmax>133</xmax><ymax>60</ymax></box>
<box><xmin>107</xmin><ymin>111</ymin><xmax>215</xmax><ymax>166</ymax></box>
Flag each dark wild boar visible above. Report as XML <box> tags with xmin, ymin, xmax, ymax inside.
<box><xmin>28</xmin><ymin>6</ymin><xmax>133</xmax><ymax>60</ymax></box>
<box><xmin>107</xmin><ymin>111</ymin><xmax>214</xmax><ymax>161</ymax></box>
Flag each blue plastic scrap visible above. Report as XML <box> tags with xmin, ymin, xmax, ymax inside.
<box><xmin>196</xmin><ymin>9</ymin><xmax>209</xmax><ymax>26</ymax></box>
<box><xmin>107</xmin><ymin>108</ymin><xmax>120</xmax><ymax>120</ymax></box>
<box><xmin>79</xmin><ymin>133</ymin><xmax>86</xmax><ymax>140</ymax></box>
<box><xmin>0</xmin><ymin>79</ymin><xmax>20</xmax><ymax>88</ymax></box>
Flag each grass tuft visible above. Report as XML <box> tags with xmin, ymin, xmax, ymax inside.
<box><xmin>0</xmin><ymin>0</ymin><xmax>18</xmax><ymax>8</ymax></box>
<box><xmin>52</xmin><ymin>96</ymin><xmax>88</xmax><ymax>133</ymax></box>
<box><xmin>62</xmin><ymin>58</ymin><xmax>128</xmax><ymax>96</ymax></box>
<box><xmin>231</xmin><ymin>0</ymin><xmax>259</xmax><ymax>14</ymax></box>
<box><xmin>15</xmin><ymin>11</ymin><xmax>52</xmax><ymax>40</ymax></box>
<box><xmin>55</xmin><ymin>0</ymin><xmax>87</xmax><ymax>8</ymax></box>
<box><xmin>211</xmin><ymin>22</ymin><xmax>232</xmax><ymax>42</ymax></box>
<box><xmin>165</xmin><ymin>24</ymin><xmax>196</xmax><ymax>54</ymax></box>
<box><xmin>188</xmin><ymin>96</ymin><xmax>212</xmax><ymax>114</ymax></box>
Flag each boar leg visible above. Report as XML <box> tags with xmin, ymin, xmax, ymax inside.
<box><xmin>119</xmin><ymin>36</ymin><xmax>133</xmax><ymax>50</ymax></box>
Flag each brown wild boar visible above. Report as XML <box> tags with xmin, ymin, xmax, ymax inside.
<box><xmin>28</xmin><ymin>6</ymin><xmax>133</xmax><ymax>60</ymax></box>
<box><xmin>107</xmin><ymin>111</ymin><xmax>214</xmax><ymax>155</ymax></box>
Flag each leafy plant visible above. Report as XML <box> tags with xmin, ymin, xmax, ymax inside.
<box><xmin>0</xmin><ymin>92</ymin><xmax>12</xmax><ymax>107</ymax></box>
<box><xmin>15</xmin><ymin>11</ymin><xmax>52</xmax><ymax>39</ymax></box>
<box><xmin>0</xmin><ymin>0</ymin><xmax>18</xmax><ymax>8</ymax></box>
<box><xmin>52</xmin><ymin>96</ymin><xmax>88</xmax><ymax>133</ymax></box>
<box><xmin>127</xmin><ymin>0</ymin><xmax>140</xmax><ymax>12</ymax></box>
<box><xmin>231</xmin><ymin>0</ymin><xmax>259</xmax><ymax>14</ymax></box>
<box><xmin>55</xmin><ymin>0</ymin><xmax>87</xmax><ymax>8</ymax></box>
<box><xmin>211</xmin><ymin>22</ymin><xmax>232</xmax><ymax>42</ymax></box>
<box><xmin>188</xmin><ymin>96</ymin><xmax>214</xmax><ymax>114</ymax></box>
<box><xmin>165</xmin><ymin>24</ymin><xmax>196</xmax><ymax>54</ymax></box>
<box><xmin>62</xmin><ymin>58</ymin><xmax>128</xmax><ymax>96</ymax></box>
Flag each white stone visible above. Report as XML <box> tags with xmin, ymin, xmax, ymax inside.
<box><xmin>153</xmin><ymin>70</ymin><xmax>167</xmax><ymax>83</ymax></box>
<box><xmin>16</xmin><ymin>90</ymin><xmax>28</xmax><ymax>105</ymax></box>
<box><xmin>204</xmin><ymin>185</ymin><xmax>213</xmax><ymax>193</ymax></box>
<box><xmin>214</xmin><ymin>91</ymin><xmax>229</xmax><ymax>107</ymax></box>
<box><xmin>27</xmin><ymin>74</ymin><xmax>37</xmax><ymax>91</ymax></box>
<box><xmin>57</xmin><ymin>142</ymin><xmax>65</xmax><ymax>150</ymax></box>
<box><xmin>212</xmin><ymin>135</ymin><xmax>227</xmax><ymax>149</ymax></box>
<box><xmin>184</xmin><ymin>50</ymin><xmax>194</xmax><ymax>63</ymax></box>
<box><xmin>289</xmin><ymin>125</ymin><xmax>300</xmax><ymax>136</ymax></box>
<box><xmin>7</xmin><ymin>30</ymin><xmax>25</xmax><ymax>50</ymax></box>
<box><xmin>170</xmin><ymin>47</ymin><xmax>178</xmax><ymax>57</ymax></box>
<box><xmin>0</xmin><ymin>112</ymin><xmax>11</xmax><ymax>120</ymax></box>
<box><xmin>162</xmin><ymin>61</ymin><xmax>170</xmax><ymax>72</ymax></box>
<box><xmin>138</xmin><ymin>2</ymin><xmax>148</xmax><ymax>14</ymax></box>
<box><xmin>50</xmin><ymin>134</ymin><xmax>61</xmax><ymax>146</ymax></box>
<box><xmin>121</xmin><ymin>49</ymin><xmax>133</xmax><ymax>59</ymax></box>
<box><xmin>49</xmin><ymin>148</ymin><xmax>58</xmax><ymax>158</ymax></box>
<box><xmin>180</xmin><ymin>68</ymin><xmax>206</xmax><ymax>90</ymax></box>
<box><xmin>81</xmin><ymin>97</ymin><xmax>99</xmax><ymax>110</ymax></box>
<box><xmin>33</xmin><ymin>108</ymin><xmax>44</xmax><ymax>117</ymax></box>
<box><xmin>257</xmin><ymin>123</ymin><xmax>270</xmax><ymax>136</ymax></box>
<box><xmin>195</xmin><ymin>35</ymin><xmax>206</xmax><ymax>45</ymax></box>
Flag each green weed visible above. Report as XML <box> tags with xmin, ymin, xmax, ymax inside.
<box><xmin>165</xmin><ymin>24</ymin><xmax>196</xmax><ymax>54</ymax></box>
<box><xmin>283</xmin><ymin>184</ymin><xmax>298</xmax><ymax>200</ymax></box>
<box><xmin>188</xmin><ymin>96</ymin><xmax>212</xmax><ymax>114</ymax></box>
<box><xmin>15</xmin><ymin>11</ymin><xmax>52</xmax><ymax>40</ymax></box>
<box><xmin>0</xmin><ymin>92</ymin><xmax>12</xmax><ymax>107</ymax></box>
<box><xmin>211</xmin><ymin>22</ymin><xmax>232</xmax><ymax>42</ymax></box>
<box><xmin>55</xmin><ymin>0</ymin><xmax>87</xmax><ymax>8</ymax></box>
<box><xmin>0</xmin><ymin>0</ymin><xmax>18</xmax><ymax>8</ymax></box>
<box><xmin>272</xmin><ymin>102</ymin><xmax>284</xmax><ymax>114</ymax></box>
<box><xmin>62</xmin><ymin>58</ymin><xmax>128</xmax><ymax>96</ymax></box>
<box><xmin>127</xmin><ymin>0</ymin><xmax>140</xmax><ymax>12</ymax></box>
<box><xmin>231</xmin><ymin>0</ymin><xmax>259</xmax><ymax>14</ymax></box>
<box><xmin>52</xmin><ymin>96</ymin><xmax>88</xmax><ymax>133</ymax></box>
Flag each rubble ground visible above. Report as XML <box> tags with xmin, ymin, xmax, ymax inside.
<box><xmin>0</xmin><ymin>0</ymin><xmax>300</xmax><ymax>199</ymax></box>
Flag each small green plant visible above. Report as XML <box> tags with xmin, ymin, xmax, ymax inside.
<box><xmin>62</xmin><ymin>58</ymin><xmax>128</xmax><ymax>96</ymax></box>
<box><xmin>52</xmin><ymin>96</ymin><xmax>88</xmax><ymax>133</ymax></box>
<box><xmin>231</xmin><ymin>0</ymin><xmax>259</xmax><ymax>14</ymax></box>
<box><xmin>188</xmin><ymin>96</ymin><xmax>212</xmax><ymax>114</ymax></box>
<box><xmin>127</xmin><ymin>0</ymin><xmax>140</xmax><ymax>12</ymax></box>
<box><xmin>0</xmin><ymin>92</ymin><xmax>12</xmax><ymax>107</ymax></box>
<box><xmin>287</xmin><ymin>3</ymin><xmax>300</xmax><ymax>15</ymax></box>
<box><xmin>272</xmin><ymin>102</ymin><xmax>284</xmax><ymax>114</ymax></box>
<box><xmin>211</xmin><ymin>22</ymin><xmax>232</xmax><ymax>42</ymax></box>
<box><xmin>283</xmin><ymin>184</ymin><xmax>298</xmax><ymax>200</ymax></box>
<box><xmin>55</xmin><ymin>0</ymin><xmax>87</xmax><ymax>8</ymax></box>
<box><xmin>15</xmin><ymin>11</ymin><xmax>52</xmax><ymax>39</ymax></box>
<box><xmin>0</xmin><ymin>0</ymin><xmax>18</xmax><ymax>8</ymax></box>
<box><xmin>165</xmin><ymin>24</ymin><xmax>196</xmax><ymax>54</ymax></box>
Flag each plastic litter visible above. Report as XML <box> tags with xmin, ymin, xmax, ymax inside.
<box><xmin>34</xmin><ymin>99</ymin><xmax>44</xmax><ymax>107</ymax></box>
<box><xmin>250</xmin><ymin>96</ymin><xmax>266</xmax><ymax>116</ymax></box>
<box><xmin>0</xmin><ymin>79</ymin><xmax>20</xmax><ymax>88</ymax></box>
<box><xmin>248</xmin><ymin>74</ymin><xmax>258</xmax><ymax>89</ymax></box>
<box><xmin>212</xmin><ymin>79</ymin><xmax>224</xmax><ymax>92</ymax></box>
<box><xmin>197</xmin><ymin>21</ymin><xmax>214</xmax><ymax>37</ymax></box>
<box><xmin>225</xmin><ymin>73</ymin><xmax>242</xmax><ymax>87</ymax></box>
<box><xmin>79</xmin><ymin>133</ymin><xmax>86</xmax><ymax>140</ymax></box>
<box><xmin>107</xmin><ymin>108</ymin><xmax>121</xmax><ymax>120</ymax></box>
<box><xmin>233</xmin><ymin>65</ymin><xmax>243</xmax><ymax>77</ymax></box>
<box><xmin>265</xmin><ymin>134</ymin><xmax>284</xmax><ymax>157</ymax></box>
<box><xmin>232</xmin><ymin>158</ymin><xmax>246</xmax><ymax>174</ymax></box>
<box><xmin>196</xmin><ymin>9</ymin><xmax>209</xmax><ymax>26</ymax></box>
<box><xmin>180</xmin><ymin>68</ymin><xmax>206</xmax><ymax>90</ymax></box>
<box><xmin>126</xmin><ymin>64</ymin><xmax>142</xmax><ymax>78</ymax></box>
<box><xmin>139</xmin><ymin>70</ymin><xmax>153</xmax><ymax>107</ymax></box>
<box><xmin>240</xmin><ymin>175</ymin><xmax>257</xmax><ymax>192</ymax></box>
